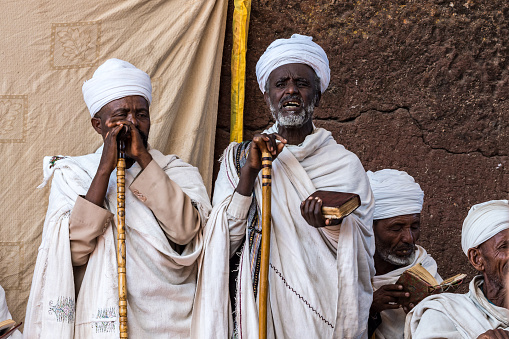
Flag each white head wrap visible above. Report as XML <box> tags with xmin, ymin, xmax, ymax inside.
<box><xmin>461</xmin><ymin>200</ymin><xmax>509</xmax><ymax>255</ymax></box>
<box><xmin>255</xmin><ymin>34</ymin><xmax>330</xmax><ymax>94</ymax></box>
<box><xmin>367</xmin><ymin>169</ymin><xmax>424</xmax><ymax>220</ymax></box>
<box><xmin>82</xmin><ymin>58</ymin><xmax>152</xmax><ymax>117</ymax></box>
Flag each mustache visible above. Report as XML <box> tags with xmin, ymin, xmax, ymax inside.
<box><xmin>278</xmin><ymin>94</ymin><xmax>303</xmax><ymax>108</ymax></box>
<box><xmin>393</xmin><ymin>244</ymin><xmax>415</xmax><ymax>252</ymax></box>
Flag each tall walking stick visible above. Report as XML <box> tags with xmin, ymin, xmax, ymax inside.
<box><xmin>259</xmin><ymin>148</ymin><xmax>272</xmax><ymax>339</ymax></box>
<box><xmin>117</xmin><ymin>140</ymin><xmax>128</xmax><ymax>338</ymax></box>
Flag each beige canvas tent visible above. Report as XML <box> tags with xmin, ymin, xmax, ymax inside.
<box><xmin>0</xmin><ymin>0</ymin><xmax>228</xmax><ymax>324</ymax></box>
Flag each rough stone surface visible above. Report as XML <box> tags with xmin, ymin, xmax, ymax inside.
<box><xmin>215</xmin><ymin>0</ymin><xmax>509</xmax><ymax>289</ymax></box>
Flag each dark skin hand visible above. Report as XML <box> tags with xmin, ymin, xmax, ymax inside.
<box><xmin>300</xmin><ymin>195</ymin><xmax>342</xmax><ymax>227</ymax></box>
<box><xmin>477</xmin><ymin>330</ymin><xmax>509</xmax><ymax>339</ymax></box>
<box><xmin>236</xmin><ymin>133</ymin><xmax>287</xmax><ymax>197</ymax></box>
<box><xmin>370</xmin><ymin>284</ymin><xmax>411</xmax><ymax>316</ymax></box>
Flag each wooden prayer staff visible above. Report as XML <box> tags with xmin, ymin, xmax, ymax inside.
<box><xmin>259</xmin><ymin>149</ymin><xmax>272</xmax><ymax>339</ymax></box>
<box><xmin>117</xmin><ymin>140</ymin><xmax>128</xmax><ymax>338</ymax></box>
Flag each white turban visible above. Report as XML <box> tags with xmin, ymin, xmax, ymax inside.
<box><xmin>461</xmin><ymin>200</ymin><xmax>509</xmax><ymax>255</ymax></box>
<box><xmin>82</xmin><ymin>58</ymin><xmax>152</xmax><ymax>117</ymax></box>
<box><xmin>367</xmin><ymin>169</ymin><xmax>424</xmax><ymax>220</ymax></box>
<box><xmin>255</xmin><ymin>34</ymin><xmax>330</xmax><ymax>94</ymax></box>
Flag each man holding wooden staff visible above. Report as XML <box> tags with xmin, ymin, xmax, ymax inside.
<box><xmin>24</xmin><ymin>59</ymin><xmax>211</xmax><ymax>338</ymax></box>
<box><xmin>194</xmin><ymin>34</ymin><xmax>375</xmax><ymax>338</ymax></box>
<box><xmin>367</xmin><ymin>169</ymin><xmax>442</xmax><ymax>339</ymax></box>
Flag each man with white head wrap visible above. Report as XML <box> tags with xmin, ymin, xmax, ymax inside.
<box><xmin>192</xmin><ymin>34</ymin><xmax>375</xmax><ymax>338</ymax></box>
<box><xmin>405</xmin><ymin>200</ymin><xmax>509</xmax><ymax>339</ymax></box>
<box><xmin>366</xmin><ymin>169</ymin><xmax>442</xmax><ymax>339</ymax></box>
<box><xmin>24</xmin><ymin>59</ymin><xmax>211</xmax><ymax>338</ymax></box>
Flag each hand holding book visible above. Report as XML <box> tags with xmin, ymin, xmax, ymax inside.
<box><xmin>301</xmin><ymin>190</ymin><xmax>361</xmax><ymax>228</ymax></box>
<box><xmin>395</xmin><ymin>264</ymin><xmax>466</xmax><ymax>311</ymax></box>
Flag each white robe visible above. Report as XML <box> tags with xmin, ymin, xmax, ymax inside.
<box><xmin>193</xmin><ymin>126</ymin><xmax>375</xmax><ymax>339</ymax></box>
<box><xmin>372</xmin><ymin>246</ymin><xmax>442</xmax><ymax>339</ymax></box>
<box><xmin>405</xmin><ymin>276</ymin><xmax>509</xmax><ymax>339</ymax></box>
<box><xmin>24</xmin><ymin>149</ymin><xmax>210</xmax><ymax>339</ymax></box>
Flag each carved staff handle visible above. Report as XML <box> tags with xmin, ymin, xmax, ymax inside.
<box><xmin>259</xmin><ymin>149</ymin><xmax>272</xmax><ymax>339</ymax></box>
<box><xmin>117</xmin><ymin>140</ymin><xmax>128</xmax><ymax>338</ymax></box>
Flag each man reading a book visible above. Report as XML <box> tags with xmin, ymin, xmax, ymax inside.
<box><xmin>193</xmin><ymin>34</ymin><xmax>375</xmax><ymax>338</ymax></box>
<box><xmin>24</xmin><ymin>59</ymin><xmax>211</xmax><ymax>338</ymax></box>
<box><xmin>367</xmin><ymin>169</ymin><xmax>442</xmax><ymax>339</ymax></box>
<box><xmin>406</xmin><ymin>200</ymin><xmax>509</xmax><ymax>339</ymax></box>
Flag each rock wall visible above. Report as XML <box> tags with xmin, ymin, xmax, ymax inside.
<box><xmin>215</xmin><ymin>0</ymin><xmax>509</xmax><ymax>284</ymax></box>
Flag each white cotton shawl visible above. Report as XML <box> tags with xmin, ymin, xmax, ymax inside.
<box><xmin>194</xmin><ymin>126</ymin><xmax>375</xmax><ymax>339</ymax></box>
<box><xmin>367</xmin><ymin>169</ymin><xmax>424</xmax><ymax>220</ymax></box>
<box><xmin>405</xmin><ymin>276</ymin><xmax>509</xmax><ymax>339</ymax></box>
<box><xmin>255</xmin><ymin>34</ymin><xmax>330</xmax><ymax>93</ymax></box>
<box><xmin>82</xmin><ymin>58</ymin><xmax>152</xmax><ymax>117</ymax></box>
<box><xmin>372</xmin><ymin>246</ymin><xmax>441</xmax><ymax>339</ymax></box>
<box><xmin>24</xmin><ymin>148</ymin><xmax>210</xmax><ymax>339</ymax></box>
<box><xmin>461</xmin><ymin>199</ymin><xmax>509</xmax><ymax>255</ymax></box>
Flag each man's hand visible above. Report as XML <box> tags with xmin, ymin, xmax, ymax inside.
<box><xmin>111</xmin><ymin>120</ymin><xmax>152</xmax><ymax>168</ymax></box>
<box><xmin>98</xmin><ymin>122</ymin><xmax>124</xmax><ymax>175</ymax></box>
<box><xmin>370</xmin><ymin>284</ymin><xmax>410</xmax><ymax>315</ymax></box>
<box><xmin>236</xmin><ymin>133</ymin><xmax>286</xmax><ymax>196</ymax></box>
<box><xmin>86</xmin><ymin>122</ymin><xmax>125</xmax><ymax>207</ymax></box>
<box><xmin>477</xmin><ymin>330</ymin><xmax>509</xmax><ymax>339</ymax></box>
<box><xmin>245</xmin><ymin>133</ymin><xmax>286</xmax><ymax>172</ymax></box>
<box><xmin>401</xmin><ymin>301</ymin><xmax>416</xmax><ymax>314</ymax></box>
<box><xmin>300</xmin><ymin>196</ymin><xmax>342</xmax><ymax>227</ymax></box>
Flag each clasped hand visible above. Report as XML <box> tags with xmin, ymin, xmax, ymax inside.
<box><xmin>245</xmin><ymin>133</ymin><xmax>286</xmax><ymax>172</ymax></box>
<box><xmin>100</xmin><ymin>120</ymin><xmax>151</xmax><ymax>173</ymax></box>
<box><xmin>236</xmin><ymin>133</ymin><xmax>286</xmax><ymax>196</ymax></box>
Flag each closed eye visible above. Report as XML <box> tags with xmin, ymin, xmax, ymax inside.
<box><xmin>497</xmin><ymin>241</ymin><xmax>507</xmax><ymax>250</ymax></box>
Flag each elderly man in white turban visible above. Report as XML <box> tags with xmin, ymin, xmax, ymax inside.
<box><xmin>405</xmin><ymin>200</ymin><xmax>509</xmax><ymax>339</ymax></box>
<box><xmin>192</xmin><ymin>34</ymin><xmax>375</xmax><ymax>339</ymax></box>
<box><xmin>24</xmin><ymin>59</ymin><xmax>211</xmax><ymax>338</ymax></box>
<box><xmin>366</xmin><ymin>169</ymin><xmax>442</xmax><ymax>339</ymax></box>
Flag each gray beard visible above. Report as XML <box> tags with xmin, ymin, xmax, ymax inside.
<box><xmin>377</xmin><ymin>247</ymin><xmax>416</xmax><ymax>267</ymax></box>
<box><xmin>269</xmin><ymin>97</ymin><xmax>315</xmax><ymax>128</ymax></box>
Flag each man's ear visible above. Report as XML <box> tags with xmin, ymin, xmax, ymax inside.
<box><xmin>91</xmin><ymin>116</ymin><xmax>102</xmax><ymax>135</ymax></box>
<box><xmin>263</xmin><ymin>91</ymin><xmax>270</xmax><ymax>107</ymax></box>
<box><xmin>468</xmin><ymin>247</ymin><xmax>485</xmax><ymax>272</ymax></box>
<box><xmin>314</xmin><ymin>91</ymin><xmax>321</xmax><ymax>107</ymax></box>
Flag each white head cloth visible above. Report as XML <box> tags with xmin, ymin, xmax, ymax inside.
<box><xmin>461</xmin><ymin>200</ymin><xmax>509</xmax><ymax>255</ymax></box>
<box><xmin>82</xmin><ymin>58</ymin><xmax>152</xmax><ymax>117</ymax></box>
<box><xmin>255</xmin><ymin>34</ymin><xmax>330</xmax><ymax>94</ymax></box>
<box><xmin>367</xmin><ymin>169</ymin><xmax>424</xmax><ymax>220</ymax></box>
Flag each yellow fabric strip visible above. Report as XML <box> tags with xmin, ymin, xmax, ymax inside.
<box><xmin>230</xmin><ymin>0</ymin><xmax>252</xmax><ymax>142</ymax></box>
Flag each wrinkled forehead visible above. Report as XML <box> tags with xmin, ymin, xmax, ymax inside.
<box><xmin>96</xmin><ymin>95</ymin><xmax>149</xmax><ymax>117</ymax></box>
<box><xmin>480</xmin><ymin>228</ymin><xmax>509</xmax><ymax>249</ymax></box>
<box><xmin>374</xmin><ymin>213</ymin><xmax>421</xmax><ymax>231</ymax></box>
<box><xmin>267</xmin><ymin>63</ymin><xmax>317</xmax><ymax>82</ymax></box>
